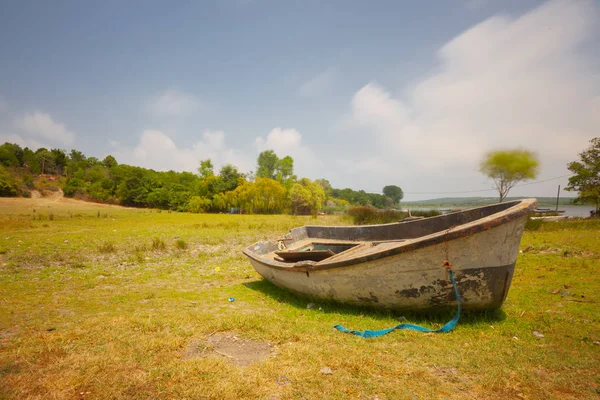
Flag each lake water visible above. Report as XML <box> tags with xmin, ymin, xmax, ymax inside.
<box><xmin>559</xmin><ymin>205</ymin><xmax>595</xmax><ymax>217</ymax></box>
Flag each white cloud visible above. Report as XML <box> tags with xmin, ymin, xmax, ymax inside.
<box><xmin>113</xmin><ymin>126</ymin><xmax>322</xmax><ymax>180</ymax></box>
<box><xmin>147</xmin><ymin>89</ymin><xmax>201</xmax><ymax>116</ymax></box>
<box><xmin>337</xmin><ymin>0</ymin><xmax>600</xmax><ymax>197</ymax></box>
<box><xmin>298</xmin><ymin>68</ymin><xmax>337</xmax><ymax>96</ymax></box>
<box><xmin>114</xmin><ymin>129</ymin><xmax>253</xmax><ymax>173</ymax></box>
<box><xmin>13</xmin><ymin>111</ymin><xmax>75</xmax><ymax>146</ymax></box>
<box><xmin>255</xmin><ymin>127</ymin><xmax>302</xmax><ymax>154</ymax></box>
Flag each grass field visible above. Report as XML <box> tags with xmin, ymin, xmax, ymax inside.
<box><xmin>0</xmin><ymin>197</ymin><xmax>599</xmax><ymax>399</ymax></box>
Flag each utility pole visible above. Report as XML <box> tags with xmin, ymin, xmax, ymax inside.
<box><xmin>555</xmin><ymin>185</ymin><xmax>560</xmax><ymax>212</ymax></box>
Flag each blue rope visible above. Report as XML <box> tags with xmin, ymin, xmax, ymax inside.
<box><xmin>334</xmin><ymin>269</ymin><xmax>461</xmax><ymax>338</ymax></box>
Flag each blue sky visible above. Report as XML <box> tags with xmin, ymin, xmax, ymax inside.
<box><xmin>1</xmin><ymin>0</ymin><xmax>599</xmax><ymax>200</ymax></box>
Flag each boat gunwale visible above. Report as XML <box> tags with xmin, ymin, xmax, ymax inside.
<box><xmin>242</xmin><ymin>198</ymin><xmax>537</xmax><ymax>272</ymax></box>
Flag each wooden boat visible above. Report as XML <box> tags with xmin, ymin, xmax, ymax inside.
<box><xmin>243</xmin><ymin>198</ymin><xmax>537</xmax><ymax>311</ymax></box>
<box><xmin>534</xmin><ymin>208</ymin><xmax>565</xmax><ymax>216</ymax></box>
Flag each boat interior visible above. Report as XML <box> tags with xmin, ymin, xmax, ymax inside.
<box><xmin>247</xmin><ymin>199</ymin><xmax>535</xmax><ymax>267</ymax></box>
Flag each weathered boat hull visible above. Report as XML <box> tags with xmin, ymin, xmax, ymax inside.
<box><xmin>243</xmin><ymin>199</ymin><xmax>537</xmax><ymax>311</ymax></box>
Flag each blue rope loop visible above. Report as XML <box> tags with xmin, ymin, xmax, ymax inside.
<box><xmin>334</xmin><ymin>269</ymin><xmax>461</xmax><ymax>338</ymax></box>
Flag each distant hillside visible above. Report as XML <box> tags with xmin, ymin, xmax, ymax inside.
<box><xmin>402</xmin><ymin>197</ymin><xmax>577</xmax><ymax>208</ymax></box>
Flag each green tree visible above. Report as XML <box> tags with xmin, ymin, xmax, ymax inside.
<box><xmin>196</xmin><ymin>174</ymin><xmax>220</xmax><ymax>198</ymax></box>
<box><xmin>289</xmin><ymin>178</ymin><xmax>325</xmax><ymax>215</ymax></box>
<box><xmin>211</xmin><ymin>193</ymin><xmax>227</xmax><ymax>212</ymax></box>
<box><xmin>276</xmin><ymin>156</ymin><xmax>294</xmax><ymax>182</ymax></box>
<box><xmin>369</xmin><ymin>193</ymin><xmax>393</xmax><ymax>208</ymax></box>
<box><xmin>86</xmin><ymin>157</ymin><xmax>101</xmax><ymax>167</ymax></box>
<box><xmin>253</xmin><ymin>178</ymin><xmax>286</xmax><ymax>213</ymax></box>
<box><xmin>0</xmin><ymin>166</ymin><xmax>18</xmax><ymax>196</ymax></box>
<box><xmin>256</xmin><ymin>150</ymin><xmax>279</xmax><ymax>179</ymax></box>
<box><xmin>228</xmin><ymin>180</ymin><xmax>256</xmax><ymax>213</ymax></box>
<box><xmin>51</xmin><ymin>149</ymin><xmax>67</xmax><ymax>174</ymax></box>
<box><xmin>0</xmin><ymin>143</ymin><xmax>23</xmax><ymax>167</ymax></box>
<box><xmin>566</xmin><ymin>137</ymin><xmax>600</xmax><ymax>214</ymax></box>
<box><xmin>23</xmin><ymin>148</ymin><xmax>40</xmax><ymax>174</ymax></box>
<box><xmin>187</xmin><ymin>196</ymin><xmax>212</xmax><ymax>213</ymax></box>
<box><xmin>198</xmin><ymin>159</ymin><xmax>214</xmax><ymax>179</ymax></box>
<box><xmin>289</xmin><ymin>183</ymin><xmax>312</xmax><ymax>215</ymax></box>
<box><xmin>256</xmin><ymin>150</ymin><xmax>295</xmax><ymax>184</ymax></box>
<box><xmin>479</xmin><ymin>149</ymin><xmax>539</xmax><ymax>202</ymax></box>
<box><xmin>66</xmin><ymin>149</ymin><xmax>87</xmax><ymax>177</ymax></box>
<box><xmin>116</xmin><ymin>167</ymin><xmax>149</xmax><ymax>206</ymax></box>
<box><xmin>146</xmin><ymin>187</ymin><xmax>170</xmax><ymax>208</ymax></box>
<box><xmin>69</xmin><ymin>149</ymin><xmax>86</xmax><ymax>163</ymax></box>
<box><xmin>383</xmin><ymin>185</ymin><xmax>403</xmax><ymax>205</ymax></box>
<box><xmin>218</xmin><ymin>164</ymin><xmax>243</xmax><ymax>192</ymax></box>
<box><xmin>36</xmin><ymin>150</ymin><xmax>55</xmax><ymax>174</ymax></box>
<box><xmin>102</xmin><ymin>155</ymin><xmax>118</xmax><ymax>168</ymax></box>
<box><xmin>315</xmin><ymin>179</ymin><xmax>332</xmax><ymax>198</ymax></box>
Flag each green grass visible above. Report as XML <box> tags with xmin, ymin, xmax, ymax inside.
<box><xmin>0</xmin><ymin>197</ymin><xmax>598</xmax><ymax>399</ymax></box>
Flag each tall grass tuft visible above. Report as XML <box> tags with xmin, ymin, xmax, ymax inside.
<box><xmin>175</xmin><ymin>239</ymin><xmax>187</xmax><ymax>250</ymax></box>
<box><xmin>133</xmin><ymin>244</ymin><xmax>147</xmax><ymax>252</ymax></box>
<box><xmin>525</xmin><ymin>216</ymin><xmax>544</xmax><ymax>231</ymax></box>
<box><xmin>151</xmin><ymin>237</ymin><xmax>166</xmax><ymax>251</ymax></box>
<box><xmin>98</xmin><ymin>241</ymin><xmax>117</xmax><ymax>253</ymax></box>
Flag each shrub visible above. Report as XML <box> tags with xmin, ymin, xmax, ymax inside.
<box><xmin>22</xmin><ymin>174</ymin><xmax>35</xmax><ymax>189</ymax></box>
<box><xmin>347</xmin><ymin>206</ymin><xmax>378</xmax><ymax>225</ymax></box>
<box><xmin>63</xmin><ymin>178</ymin><xmax>86</xmax><ymax>198</ymax></box>
<box><xmin>379</xmin><ymin>209</ymin><xmax>407</xmax><ymax>223</ymax></box>
<box><xmin>175</xmin><ymin>239</ymin><xmax>187</xmax><ymax>250</ymax></box>
<box><xmin>525</xmin><ymin>217</ymin><xmax>544</xmax><ymax>231</ymax></box>
<box><xmin>410</xmin><ymin>210</ymin><xmax>441</xmax><ymax>218</ymax></box>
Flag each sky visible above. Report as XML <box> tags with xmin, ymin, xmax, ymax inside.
<box><xmin>1</xmin><ymin>0</ymin><xmax>599</xmax><ymax>200</ymax></box>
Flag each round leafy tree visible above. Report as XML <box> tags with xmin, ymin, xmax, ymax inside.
<box><xmin>479</xmin><ymin>149</ymin><xmax>539</xmax><ymax>202</ymax></box>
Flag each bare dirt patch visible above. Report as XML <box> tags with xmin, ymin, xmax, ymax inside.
<box><xmin>183</xmin><ymin>332</ymin><xmax>272</xmax><ymax>366</ymax></box>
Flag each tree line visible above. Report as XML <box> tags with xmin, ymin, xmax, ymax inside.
<box><xmin>0</xmin><ymin>143</ymin><xmax>405</xmax><ymax>215</ymax></box>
